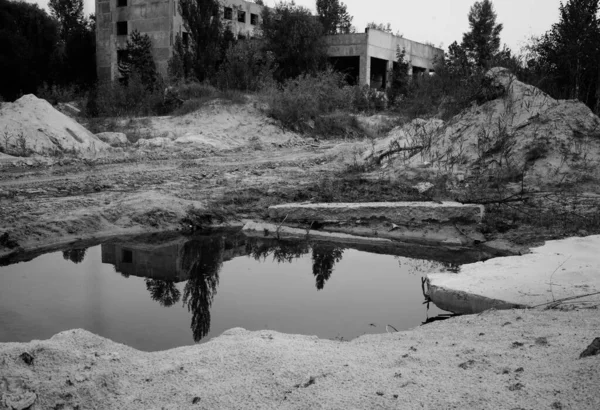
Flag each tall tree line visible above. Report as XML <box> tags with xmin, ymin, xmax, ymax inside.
<box><xmin>0</xmin><ymin>0</ymin><xmax>96</xmax><ymax>101</ymax></box>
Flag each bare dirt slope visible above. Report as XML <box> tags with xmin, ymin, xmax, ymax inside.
<box><xmin>0</xmin><ymin>100</ymin><xmax>361</xmax><ymax>259</ymax></box>
<box><xmin>365</xmin><ymin>68</ymin><xmax>600</xmax><ymax>190</ymax></box>
<box><xmin>1</xmin><ymin>309</ymin><xmax>598</xmax><ymax>410</ymax></box>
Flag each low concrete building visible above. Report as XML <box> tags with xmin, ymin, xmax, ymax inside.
<box><xmin>325</xmin><ymin>29</ymin><xmax>444</xmax><ymax>88</ymax></box>
<box><xmin>96</xmin><ymin>0</ymin><xmax>263</xmax><ymax>82</ymax></box>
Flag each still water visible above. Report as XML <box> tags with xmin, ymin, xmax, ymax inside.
<box><xmin>0</xmin><ymin>231</ymin><xmax>480</xmax><ymax>351</ymax></box>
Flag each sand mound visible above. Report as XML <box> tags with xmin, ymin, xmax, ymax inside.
<box><xmin>0</xmin><ymin>95</ymin><xmax>109</xmax><ymax>157</ymax></box>
<box><xmin>367</xmin><ymin>68</ymin><xmax>600</xmax><ymax>186</ymax></box>
<box><xmin>1</xmin><ymin>310</ymin><xmax>598</xmax><ymax>409</ymax></box>
<box><xmin>137</xmin><ymin>101</ymin><xmax>300</xmax><ymax>150</ymax></box>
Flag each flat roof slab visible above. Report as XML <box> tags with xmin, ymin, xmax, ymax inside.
<box><xmin>268</xmin><ymin>202</ymin><xmax>484</xmax><ymax>224</ymax></box>
<box><xmin>427</xmin><ymin>235</ymin><xmax>600</xmax><ymax>314</ymax></box>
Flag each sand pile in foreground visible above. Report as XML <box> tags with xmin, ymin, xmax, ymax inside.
<box><xmin>0</xmin><ymin>95</ymin><xmax>109</xmax><ymax>157</ymax></box>
<box><xmin>1</xmin><ymin>309</ymin><xmax>598</xmax><ymax>409</ymax></box>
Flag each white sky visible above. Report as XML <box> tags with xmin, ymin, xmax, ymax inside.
<box><xmin>28</xmin><ymin>0</ymin><xmax>562</xmax><ymax>54</ymax></box>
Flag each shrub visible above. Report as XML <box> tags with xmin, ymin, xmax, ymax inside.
<box><xmin>351</xmin><ymin>85</ymin><xmax>388</xmax><ymax>112</ymax></box>
<box><xmin>36</xmin><ymin>83</ymin><xmax>81</xmax><ymax>104</ymax></box>
<box><xmin>261</xmin><ymin>70</ymin><xmax>351</xmax><ymax>131</ymax></box>
<box><xmin>90</xmin><ymin>73</ymin><xmax>167</xmax><ymax>117</ymax></box>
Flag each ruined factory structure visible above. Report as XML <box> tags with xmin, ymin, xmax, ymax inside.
<box><xmin>325</xmin><ymin>29</ymin><xmax>444</xmax><ymax>89</ymax></box>
<box><xmin>95</xmin><ymin>0</ymin><xmax>443</xmax><ymax>87</ymax></box>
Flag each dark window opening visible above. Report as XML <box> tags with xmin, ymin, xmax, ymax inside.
<box><xmin>250</xmin><ymin>13</ymin><xmax>258</xmax><ymax>25</ymax></box>
<box><xmin>121</xmin><ymin>249</ymin><xmax>133</xmax><ymax>263</ymax></box>
<box><xmin>370</xmin><ymin>57</ymin><xmax>389</xmax><ymax>90</ymax></box>
<box><xmin>238</xmin><ymin>10</ymin><xmax>246</xmax><ymax>23</ymax></box>
<box><xmin>182</xmin><ymin>32</ymin><xmax>189</xmax><ymax>48</ymax></box>
<box><xmin>117</xmin><ymin>49</ymin><xmax>128</xmax><ymax>65</ymax></box>
<box><xmin>329</xmin><ymin>56</ymin><xmax>360</xmax><ymax>86</ymax></box>
<box><xmin>117</xmin><ymin>0</ymin><xmax>127</xmax><ymax>7</ymax></box>
<box><xmin>116</xmin><ymin>21</ymin><xmax>127</xmax><ymax>36</ymax></box>
<box><xmin>224</xmin><ymin>7</ymin><xmax>232</xmax><ymax>20</ymax></box>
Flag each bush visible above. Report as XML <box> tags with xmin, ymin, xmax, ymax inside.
<box><xmin>89</xmin><ymin>74</ymin><xmax>167</xmax><ymax>117</ymax></box>
<box><xmin>170</xmin><ymin>82</ymin><xmax>246</xmax><ymax>116</ymax></box>
<box><xmin>351</xmin><ymin>85</ymin><xmax>388</xmax><ymax>112</ymax></box>
<box><xmin>397</xmin><ymin>65</ymin><xmax>487</xmax><ymax>120</ymax></box>
<box><xmin>36</xmin><ymin>83</ymin><xmax>81</xmax><ymax>104</ymax></box>
<box><xmin>261</xmin><ymin>70</ymin><xmax>352</xmax><ymax>131</ymax></box>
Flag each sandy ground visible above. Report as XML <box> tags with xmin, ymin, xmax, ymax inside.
<box><xmin>1</xmin><ymin>96</ymin><xmax>599</xmax><ymax>409</ymax></box>
<box><xmin>1</xmin><ymin>309</ymin><xmax>598</xmax><ymax>409</ymax></box>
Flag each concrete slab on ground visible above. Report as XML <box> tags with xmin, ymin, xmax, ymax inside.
<box><xmin>426</xmin><ymin>235</ymin><xmax>600</xmax><ymax>314</ymax></box>
<box><xmin>268</xmin><ymin>202</ymin><xmax>485</xmax><ymax>224</ymax></box>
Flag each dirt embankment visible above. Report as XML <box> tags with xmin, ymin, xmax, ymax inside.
<box><xmin>1</xmin><ymin>309</ymin><xmax>599</xmax><ymax>409</ymax></box>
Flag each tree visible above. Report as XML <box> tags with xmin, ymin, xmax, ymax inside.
<box><xmin>461</xmin><ymin>0</ymin><xmax>503</xmax><ymax>67</ymax></box>
<box><xmin>0</xmin><ymin>0</ymin><xmax>60</xmax><ymax>100</ymax></box>
<box><xmin>311</xmin><ymin>244</ymin><xmax>343</xmax><ymax>290</ymax></box>
<box><xmin>530</xmin><ymin>0</ymin><xmax>600</xmax><ymax>109</ymax></box>
<box><xmin>178</xmin><ymin>0</ymin><xmax>227</xmax><ymax>82</ymax></box>
<box><xmin>387</xmin><ymin>47</ymin><xmax>410</xmax><ymax>103</ymax></box>
<box><xmin>316</xmin><ymin>0</ymin><xmax>353</xmax><ymax>35</ymax></box>
<box><xmin>48</xmin><ymin>0</ymin><xmax>96</xmax><ymax>87</ymax></box>
<box><xmin>118</xmin><ymin>30</ymin><xmax>158</xmax><ymax>89</ymax></box>
<box><xmin>48</xmin><ymin>0</ymin><xmax>83</xmax><ymax>38</ymax></box>
<box><xmin>445</xmin><ymin>41</ymin><xmax>471</xmax><ymax>76</ymax></box>
<box><xmin>62</xmin><ymin>248</ymin><xmax>87</xmax><ymax>264</ymax></box>
<box><xmin>168</xmin><ymin>33</ymin><xmax>195</xmax><ymax>82</ymax></box>
<box><xmin>216</xmin><ymin>39</ymin><xmax>276</xmax><ymax>91</ymax></box>
<box><xmin>261</xmin><ymin>1</ymin><xmax>327</xmax><ymax>80</ymax></box>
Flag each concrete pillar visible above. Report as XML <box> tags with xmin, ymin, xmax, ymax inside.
<box><xmin>359</xmin><ymin>54</ymin><xmax>370</xmax><ymax>87</ymax></box>
<box><xmin>386</xmin><ymin>60</ymin><xmax>393</xmax><ymax>89</ymax></box>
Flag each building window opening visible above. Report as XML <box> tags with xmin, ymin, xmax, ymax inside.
<box><xmin>173</xmin><ymin>0</ymin><xmax>176</xmax><ymax>16</ymax></box>
<box><xmin>121</xmin><ymin>249</ymin><xmax>133</xmax><ymax>263</ymax></box>
<box><xmin>116</xmin><ymin>21</ymin><xmax>128</xmax><ymax>36</ymax></box>
<box><xmin>182</xmin><ymin>32</ymin><xmax>189</xmax><ymax>48</ymax></box>
<box><xmin>224</xmin><ymin>7</ymin><xmax>233</xmax><ymax>20</ymax></box>
<box><xmin>238</xmin><ymin>10</ymin><xmax>246</xmax><ymax>23</ymax></box>
<box><xmin>117</xmin><ymin>0</ymin><xmax>127</xmax><ymax>7</ymax></box>
<box><xmin>250</xmin><ymin>13</ymin><xmax>258</xmax><ymax>25</ymax></box>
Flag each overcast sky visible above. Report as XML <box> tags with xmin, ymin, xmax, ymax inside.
<box><xmin>28</xmin><ymin>0</ymin><xmax>563</xmax><ymax>54</ymax></box>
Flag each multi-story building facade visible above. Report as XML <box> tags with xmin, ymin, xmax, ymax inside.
<box><xmin>96</xmin><ymin>0</ymin><xmax>263</xmax><ymax>82</ymax></box>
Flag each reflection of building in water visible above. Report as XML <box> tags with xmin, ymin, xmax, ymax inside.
<box><xmin>101</xmin><ymin>239</ymin><xmax>189</xmax><ymax>282</ymax></box>
<box><xmin>101</xmin><ymin>235</ymin><xmax>249</xmax><ymax>282</ymax></box>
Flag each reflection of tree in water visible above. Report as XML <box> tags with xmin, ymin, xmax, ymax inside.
<box><xmin>62</xmin><ymin>248</ymin><xmax>87</xmax><ymax>264</ymax></box>
<box><xmin>311</xmin><ymin>244</ymin><xmax>344</xmax><ymax>290</ymax></box>
<box><xmin>182</xmin><ymin>236</ymin><xmax>224</xmax><ymax>342</ymax></box>
<box><xmin>246</xmin><ymin>239</ymin><xmax>310</xmax><ymax>263</ymax></box>
<box><xmin>145</xmin><ymin>279</ymin><xmax>181</xmax><ymax>307</ymax></box>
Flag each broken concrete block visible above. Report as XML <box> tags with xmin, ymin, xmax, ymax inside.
<box><xmin>268</xmin><ymin>202</ymin><xmax>484</xmax><ymax>224</ymax></box>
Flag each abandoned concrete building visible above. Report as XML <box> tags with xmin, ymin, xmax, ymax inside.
<box><xmin>95</xmin><ymin>0</ymin><xmax>443</xmax><ymax>86</ymax></box>
<box><xmin>96</xmin><ymin>0</ymin><xmax>262</xmax><ymax>82</ymax></box>
<box><xmin>325</xmin><ymin>30</ymin><xmax>443</xmax><ymax>88</ymax></box>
